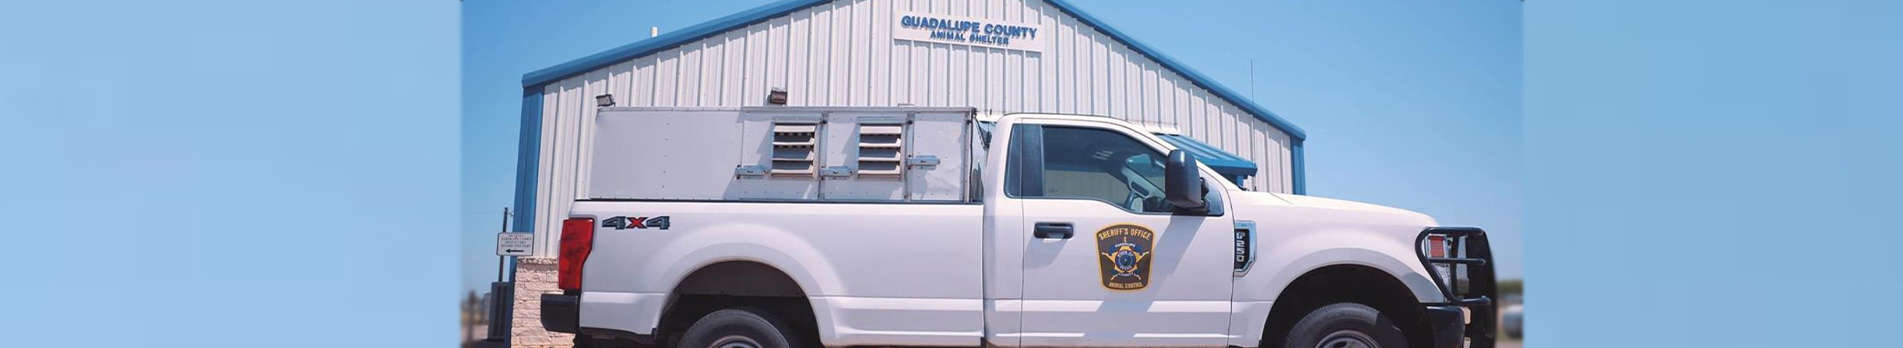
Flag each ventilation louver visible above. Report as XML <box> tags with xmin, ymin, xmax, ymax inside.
<box><xmin>770</xmin><ymin>122</ymin><xmax>818</xmax><ymax>176</ymax></box>
<box><xmin>856</xmin><ymin>123</ymin><xmax>905</xmax><ymax>176</ymax></box>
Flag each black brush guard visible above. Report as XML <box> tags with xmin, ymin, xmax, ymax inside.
<box><xmin>1415</xmin><ymin>227</ymin><xmax>1497</xmax><ymax>348</ymax></box>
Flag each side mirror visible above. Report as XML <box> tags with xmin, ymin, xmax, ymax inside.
<box><xmin>1164</xmin><ymin>150</ymin><xmax>1207</xmax><ymax>214</ymax></box>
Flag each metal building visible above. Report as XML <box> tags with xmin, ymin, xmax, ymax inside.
<box><xmin>513</xmin><ymin>0</ymin><xmax>1308</xmax><ymax>257</ymax></box>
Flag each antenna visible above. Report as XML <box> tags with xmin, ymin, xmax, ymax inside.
<box><xmin>1249</xmin><ymin>58</ymin><xmax>1256</xmax><ymax>100</ymax></box>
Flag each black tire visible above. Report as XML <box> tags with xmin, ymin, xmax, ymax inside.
<box><xmin>1284</xmin><ymin>303</ymin><xmax>1410</xmax><ymax>348</ymax></box>
<box><xmin>677</xmin><ymin>308</ymin><xmax>802</xmax><ymax>348</ymax></box>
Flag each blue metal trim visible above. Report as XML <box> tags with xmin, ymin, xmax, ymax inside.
<box><xmin>1159</xmin><ymin>135</ymin><xmax>1252</xmax><ymax>171</ymax></box>
<box><xmin>521</xmin><ymin>0</ymin><xmax>830</xmax><ymax>87</ymax></box>
<box><xmin>1198</xmin><ymin>142</ymin><xmax>1252</xmax><ymax>171</ymax></box>
<box><xmin>1155</xmin><ymin>134</ymin><xmax>1258</xmax><ymax>182</ymax></box>
<box><xmin>1292</xmin><ymin>139</ymin><xmax>1306</xmax><ymax>195</ymax></box>
<box><xmin>1042</xmin><ymin>0</ymin><xmax>1305</xmax><ymax>141</ymax></box>
<box><xmin>512</xmin><ymin>88</ymin><xmax>544</xmax><ymax>233</ymax></box>
<box><xmin>1196</xmin><ymin>141</ymin><xmax>1254</xmax><ymax>174</ymax></box>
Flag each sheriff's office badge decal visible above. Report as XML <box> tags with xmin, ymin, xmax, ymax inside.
<box><xmin>1096</xmin><ymin>224</ymin><xmax>1156</xmax><ymax>291</ymax></box>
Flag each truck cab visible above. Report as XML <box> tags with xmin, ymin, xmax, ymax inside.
<box><xmin>537</xmin><ymin>108</ymin><xmax>1495</xmax><ymax>348</ymax></box>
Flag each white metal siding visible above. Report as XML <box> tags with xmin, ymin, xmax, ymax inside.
<box><xmin>529</xmin><ymin>0</ymin><xmax>1296</xmax><ymax>256</ymax></box>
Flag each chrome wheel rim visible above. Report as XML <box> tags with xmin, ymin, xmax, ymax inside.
<box><xmin>710</xmin><ymin>335</ymin><xmax>761</xmax><ymax>348</ymax></box>
<box><xmin>1316</xmin><ymin>330</ymin><xmax>1380</xmax><ymax>348</ymax></box>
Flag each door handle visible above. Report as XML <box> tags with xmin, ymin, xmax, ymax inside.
<box><xmin>1033</xmin><ymin>222</ymin><xmax>1074</xmax><ymax>239</ymax></box>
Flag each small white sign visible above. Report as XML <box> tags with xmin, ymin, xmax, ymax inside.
<box><xmin>894</xmin><ymin>12</ymin><xmax>1044</xmax><ymax>52</ymax></box>
<box><xmin>497</xmin><ymin>233</ymin><xmax>534</xmax><ymax>256</ymax></box>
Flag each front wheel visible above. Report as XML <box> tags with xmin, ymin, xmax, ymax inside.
<box><xmin>677</xmin><ymin>308</ymin><xmax>802</xmax><ymax>348</ymax></box>
<box><xmin>1284</xmin><ymin>303</ymin><xmax>1410</xmax><ymax>348</ymax></box>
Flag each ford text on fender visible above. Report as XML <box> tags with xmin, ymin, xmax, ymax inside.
<box><xmin>540</xmin><ymin>107</ymin><xmax>1495</xmax><ymax>348</ymax></box>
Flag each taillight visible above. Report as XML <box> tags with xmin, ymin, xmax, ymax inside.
<box><xmin>558</xmin><ymin>217</ymin><xmax>595</xmax><ymax>291</ymax></box>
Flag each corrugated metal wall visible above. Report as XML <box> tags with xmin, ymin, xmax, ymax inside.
<box><xmin>528</xmin><ymin>0</ymin><xmax>1295</xmax><ymax>256</ymax></box>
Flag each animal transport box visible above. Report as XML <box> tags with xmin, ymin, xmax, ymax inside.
<box><xmin>587</xmin><ymin>106</ymin><xmax>978</xmax><ymax>202</ymax></box>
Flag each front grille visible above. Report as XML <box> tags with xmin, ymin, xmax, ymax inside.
<box><xmin>1416</xmin><ymin>227</ymin><xmax>1498</xmax><ymax>348</ymax></box>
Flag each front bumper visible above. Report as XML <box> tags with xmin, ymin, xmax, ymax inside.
<box><xmin>539</xmin><ymin>293</ymin><xmax>581</xmax><ymax>334</ymax></box>
<box><xmin>1423</xmin><ymin>305</ymin><xmax>1468</xmax><ymax>348</ymax></box>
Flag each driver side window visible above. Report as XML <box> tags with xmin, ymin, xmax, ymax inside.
<box><xmin>1032</xmin><ymin>126</ymin><xmax>1172</xmax><ymax>213</ymax></box>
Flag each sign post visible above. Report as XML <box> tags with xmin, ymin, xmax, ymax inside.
<box><xmin>483</xmin><ymin>208</ymin><xmax>524</xmax><ymax>346</ymax></box>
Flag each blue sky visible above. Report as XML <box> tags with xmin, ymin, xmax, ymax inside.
<box><xmin>1525</xmin><ymin>1</ymin><xmax>1901</xmax><ymax>346</ymax></box>
<box><xmin>2</xmin><ymin>1</ymin><xmax>458</xmax><ymax>345</ymax></box>
<box><xmin>462</xmin><ymin>0</ymin><xmax>1523</xmax><ymax>292</ymax></box>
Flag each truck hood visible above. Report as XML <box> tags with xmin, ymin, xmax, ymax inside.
<box><xmin>1232</xmin><ymin>191</ymin><xmax>1438</xmax><ymax>227</ymax></box>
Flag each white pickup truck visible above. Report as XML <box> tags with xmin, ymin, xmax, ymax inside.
<box><xmin>538</xmin><ymin>106</ymin><xmax>1495</xmax><ymax>348</ymax></box>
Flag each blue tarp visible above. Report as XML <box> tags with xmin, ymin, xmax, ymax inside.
<box><xmin>1154</xmin><ymin>134</ymin><xmax>1259</xmax><ymax>184</ymax></box>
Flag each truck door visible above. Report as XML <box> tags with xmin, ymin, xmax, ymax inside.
<box><xmin>1004</xmin><ymin>120</ymin><xmax>1235</xmax><ymax>347</ymax></box>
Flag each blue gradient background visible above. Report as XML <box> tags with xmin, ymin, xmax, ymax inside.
<box><xmin>1526</xmin><ymin>1</ymin><xmax>1900</xmax><ymax>347</ymax></box>
<box><xmin>1</xmin><ymin>0</ymin><xmax>1897</xmax><ymax>347</ymax></box>
<box><xmin>1</xmin><ymin>1</ymin><xmax>457</xmax><ymax>346</ymax></box>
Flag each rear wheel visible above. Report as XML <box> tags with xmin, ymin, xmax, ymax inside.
<box><xmin>1284</xmin><ymin>303</ymin><xmax>1410</xmax><ymax>348</ymax></box>
<box><xmin>677</xmin><ymin>308</ymin><xmax>802</xmax><ymax>348</ymax></box>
